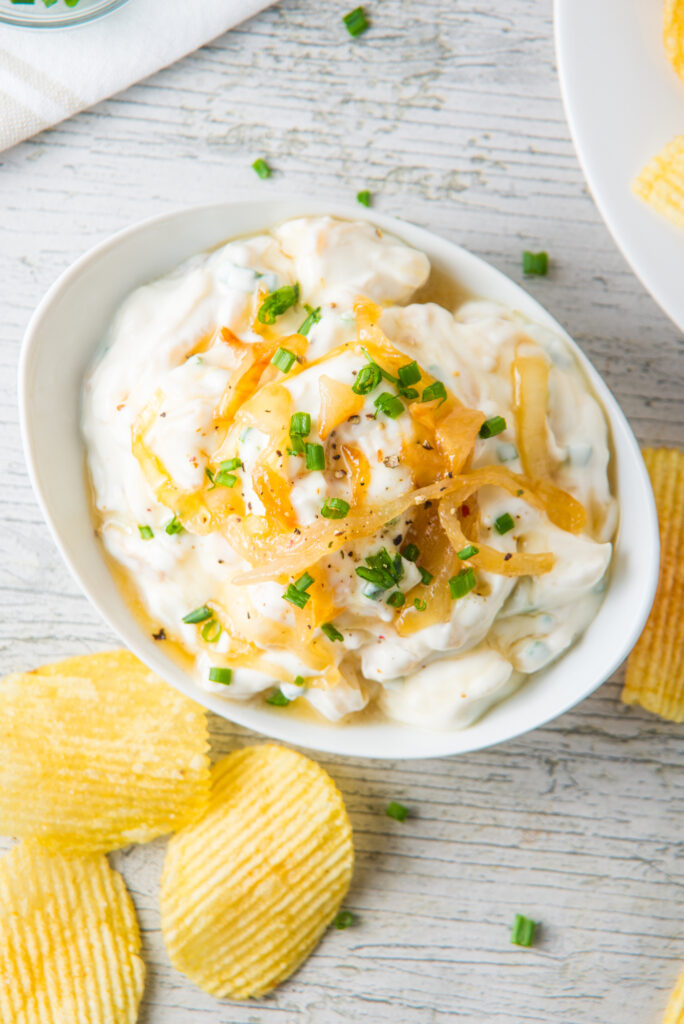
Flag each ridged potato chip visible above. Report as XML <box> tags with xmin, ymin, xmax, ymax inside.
<box><xmin>622</xmin><ymin>449</ymin><xmax>684</xmax><ymax>721</ymax></box>
<box><xmin>0</xmin><ymin>841</ymin><xmax>144</xmax><ymax>1023</ymax></box>
<box><xmin>664</xmin><ymin>966</ymin><xmax>684</xmax><ymax>1024</ymax></box>
<box><xmin>664</xmin><ymin>0</ymin><xmax>684</xmax><ymax>81</ymax></box>
<box><xmin>0</xmin><ymin>649</ymin><xmax>210</xmax><ymax>852</ymax></box>
<box><xmin>633</xmin><ymin>135</ymin><xmax>684</xmax><ymax>230</ymax></box>
<box><xmin>160</xmin><ymin>743</ymin><xmax>354</xmax><ymax>999</ymax></box>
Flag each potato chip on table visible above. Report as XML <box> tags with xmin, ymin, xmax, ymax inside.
<box><xmin>633</xmin><ymin>135</ymin><xmax>684</xmax><ymax>230</ymax></box>
<box><xmin>0</xmin><ymin>649</ymin><xmax>210</xmax><ymax>853</ymax></box>
<box><xmin>665</xmin><ymin>966</ymin><xmax>684</xmax><ymax>1024</ymax></box>
<box><xmin>622</xmin><ymin>449</ymin><xmax>684</xmax><ymax>721</ymax></box>
<box><xmin>0</xmin><ymin>841</ymin><xmax>144</xmax><ymax>1023</ymax></box>
<box><xmin>664</xmin><ymin>0</ymin><xmax>684</xmax><ymax>82</ymax></box>
<box><xmin>160</xmin><ymin>743</ymin><xmax>354</xmax><ymax>999</ymax></box>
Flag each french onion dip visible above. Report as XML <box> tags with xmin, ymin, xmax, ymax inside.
<box><xmin>82</xmin><ymin>216</ymin><xmax>616</xmax><ymax>729</ymax></box>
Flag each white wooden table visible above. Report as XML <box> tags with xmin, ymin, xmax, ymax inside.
<box><xmin>1</xmin><ymin>1</ymin><xmax>682</xmax><ymax>1021</ymax></box>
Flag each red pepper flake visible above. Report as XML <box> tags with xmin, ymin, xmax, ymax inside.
<box><xmin>461</xmin><ymin>504</ymin><xmax>470</xmax><ymax>516</ymax></box>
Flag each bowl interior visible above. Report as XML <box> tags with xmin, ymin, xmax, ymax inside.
<box><xmin>19</xmin><ymin>200</ymin><xmax>659</xmax><ymax>758</ymax></box>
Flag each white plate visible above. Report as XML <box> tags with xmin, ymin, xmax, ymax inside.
<box><xmin>18</xmin><ymin>200</ymin><xmax>659</xmax><ymax>759</ymax></box>
<box><xmin>555</xmin><ymin>0</ymin><xmax>684</xmax><ymax>332</ymax></box>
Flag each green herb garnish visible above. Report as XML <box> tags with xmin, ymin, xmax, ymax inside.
<box><xmin>257</xmin><ymin>283</ymin><xmax>300</xmax><ymax>325</ymax></box>
<box><xmin>252</xmin><ymin>158</ymin><xmax>271</xmax><ymax>179</ymax></box>
<box><xmin>182</xmin><ymin>605</ymin><xmax>213</xmax><ymax>624</ymax></box>
<box><xmin>271</xmin><ymin>346</ymin><xmax>297</xmax><ymax>373</ymax></box>
<box><xmin>265</xmin><ymin>690</ymin><xmax>291</xmax><ymax>707</ymax></box>
<box><xmin>449</xmin><ymin>568</ymin><xmax>476</xmax><ymax>599</ymax></box>
<box><xmin>138</xmin><ymin>525</ymin><xmax>154</xmax><ymax>540</ymax></box>
<box><xmin>421</xmin><ymin>381</ymin><xmax>447</xmax><ymax>405</ymax></box>
<box><xmin>208</xmin><ymin>667</ymin><xmax>232</xmax><ymax>685</ymax></box>
<box><xmin>321</xmin><ymin>497</ymin><xmax>350</xmax><ymax>519</ymax></box>
<box><xmin>386</xmin><ymin>801</ymin><xmax>409</xmax><ymax>822</ymax></box>
<box><xmin>305</xmin><ymin>443</ymin><xmax>325</xmax><ymax>471</ymax></box>
<box><xmin>479</xmin><ymin>415</ymin><xmax>507</xmax><ymax>439</ymax></box>
<box><xmin>510</xmin><ymin>914</ymin><xmax>537</xmax><ymax>947</ymax></box>
<box><xmin>321</xmin><ymin>622</ymin><xmax>344</xmax><ymax>642</ymax></box>
<box><xmin>494</xmin><ymin>512</ymin><xmax>515</xmax><ymax>535</ymax></box>
<box><xmin>374</xmin><ymin>392</ymin><xmax>405</xmax><ymax>419</ymax></box>
<box><xmin>298</xmin><ymin>304</ymin><xmax>322</xmax><ymax>336</ymax></box>
<box><xmin>356</xmin><ymin>189</ymin><xmax>371</xmax><ymax>206</ymax></box>
<box><xmin>522</xmin><ymin>251</ymin><xmax>548</xmax><ymax>276</ymax></box>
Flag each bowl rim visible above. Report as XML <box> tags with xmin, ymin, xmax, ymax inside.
<box><xmin>0</xmin><ymin>0</ymin><xmax>129</xmax><ymax>29</ymax></box>
<box><xmin>18</xmin><ymin>199</ymin><xmax>660</xmax><ymax>758</ymax></box>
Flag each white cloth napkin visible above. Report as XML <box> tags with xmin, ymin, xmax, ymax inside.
<box><xmin>0</xmin><ymin>0</ymin><xmax>276</xmax><ymax>152</ymax></box>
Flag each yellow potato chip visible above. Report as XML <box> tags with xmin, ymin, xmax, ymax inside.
<box><xmin>665</xmin><ymin>966</ymin><xmax>684</xmax><ymax>1024</ymax></box>
<box><xmin>0</xmin><ymin>841</ymin><xmax>144</xmax><ymax>1023</ymax></box>
<box><xmin>0</xmin><ymin>649</ymin><xmax>210</xmax><ymax>852</ymax></box>
<box><xmin>160</xmin><ymin>743</ymin><xmax>353</xmax><ymax>999</ymax></box>
<box><xmin>664</xmin><ymin>0</ymin><xmax>684</xmax><ymax>82</ymax></box>
<box><xmin>622</xmin><ymin>448</ymin><xmax>684</xmax><ymax>721</ymax></box>
<box><xmin>633</xmin><ymin>135</ymin><xmax>684</xmax><ymax>230</ymax></box>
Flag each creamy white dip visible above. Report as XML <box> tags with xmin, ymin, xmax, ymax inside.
<box><xmin>82</xmin><ymin>216</ymin><xmax>616</xmax><ymax>730</ymax></box>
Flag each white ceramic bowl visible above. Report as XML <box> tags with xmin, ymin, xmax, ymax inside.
<box><xmin>19</xmin><ymin>200</ymin><xmax>659</xmax><ymax>759</ymax></box>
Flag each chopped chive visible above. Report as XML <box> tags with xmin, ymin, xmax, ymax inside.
<box><xmin>271</xmin><ymin>346</ymin><xmax>297</xmax><ymax>373</ymax></box>
<box><xmin>257</xmin><ymin>283</ymin><xmax>300</xmax><ymax>325</ymax></box>
<box><xmin>200</xmin><ymin>618</ymin><xmax>222</xmax><ymax>643</ymax></box>
<box><xmin>334</xmin><ymin>909</ymin><xmax>355</xmax><ymax>929</ymax></box>
<box><xmin>494</xmin><ymin>512</ymin><xmax>515</xmax><ymax>535</ymax></box>
<box><xmin>265</xmin><ymin>690</ymin><xmax>291</xmax><ymax>707</ymax></box>
<box><xmin>305</xmin><ymin>443</ymin><xmax>325</xmax><ymax>471</ymax></box>
<box><xmin>298</xmin><ymin>304</ymin><xmax>322</xmax><ymax>336</ymax></box>
<box><xmin>398</xmin><ymin>385</ymin><xmax>419</xmax><ymax>399</ymax></box>
<box><xmin>165</xmin><ymin>515</ymin><xmax>184</xmax><ymax>535</ymax></box>
<box><xmin>321</xmin><ymin>622</ymin><xmax>344</xmax><ymax>642</ymax></box>
<box><xmin>214</xmin><ymin>470</ymin><xmax>238</xmax><ymax>488</ymax></box>
<box><xmin>321</xmin><ymin>497</ymin><xmax>350</xmax><ymax>519</ymax></box>
<box><xmin>205</xmin><ymin>467</ymin><xmax>216</xmax><ymax>488</ymax></box>
<box><xmin>421</xmin><ymin>381</ymin><xmax>447</xmax><ymax>405</ymax></box>
<box><xmin>510</xmin><ymin>914</ymin><xmax>537</xmax><ymax>947</ymax></box>
<box><xmin>356</xmin><ymin>566</ymin><xmax>395</xmax><ymax>590</ymax></box>
<box><xmin>287</xmin><ymin>437</ymin><xmax>305</xmax><ymax>456</ymax></box>
<box><xmin>182</xmin><ymin>605</ymin><xmax>213</xmax><ymax>624</ymax></box>
<box><xmin>289</xmin><ymin>411</ymin><xmax>311</xmax><ymax>437</ymax></box>
<box><xmin>352</xmin><ymin>362</ymin><xmax>382</xmax><ymax>395</ymax></box>
<box><xmin>208</xmin><ymin>667</ymin><xmax>233</xmax><ymax>685</ymax></box>
<box><xmin>522</xmin><ymin>250</ymin><xmax>548</xmax><ymax>276</ymax></box>
<box><xmin>282</xmin><ymin>584</ymin><xmax>310</xmax><ymax>609</ymax></box>
<box><xmin>362</xmin><ymin>582</ymin><xmax>386</xmax><ymax>600</ymax></box>
<box><xmin>457</xmin><ymin>544</ymin><xmax>479</xmax><ymax>560</ymax></box>
<box><xmin>344</xmin><ymin>5</ymin><xmax>369</xmax><ymax>37</ymax></box>
<box><xmin>479</xmin><ymin>415</ymin><xmax>507</xmax><ymax>439</ymax></box>
<box><xmin>401</xmin><ymin>543</ymin><xmax>419</xmax><ymax>562</ymax></box>
<box><xmin>362</xmin><ymin>348</ymin><xmax>398</xmax><ymax>385</ymax></box>
<box><xmin>413</xmin><ymin>598</ymin><xmax>427</xmax><ymax>611</ymax></box>
<box><xmin>398</xmin><ymin>361</ymin><xmax>421</xmax><ymax>386</ymax></box>
<box><xmin>138</xmin><ymin>525</ymin><xmax>154</xmax><ymax>540</ymax></box>
<box><xmin>418</xmin><ymin>565</ymin><xmax>433</xmax><ymax>585</ymax></box>
<box><xmin>374</xmin><ymin>392</ymin><xmax>405</xmax><ymax>419</ymax></box>
<box><xmin>295</xmin><ymin>572</ymin><xmax>314</xmax><ymax>592</ymax></box>
<box><xmin>449</xmin><ymin>567</ymin><xmax>476</xmax><ymax>599</ymax></box>
<box><xmin>386</xmin><ymin>801</ymin><xmax>409</xmax><ymax>822</ymax></box>
<box><xmin>293</xmin><ymin>674</ymin><xmax>306</xmax><ymax>686</ymax></box>
<box><xmin>252</xmin><ymin>158</ymin><xmax>271</xmax><ymax>179</ymax></box>
<box><xmin>386</xmin><ymin>591</ymin><xmax>405</xmax><ymax>608</ymax></box>
<box><xmin>356</xmin><ymin>189</ymin><xmax>371</xmax><ymax>206</ymax></box>
<box><xmin>219</xmin><ymin>458</ymin><xmax>242</xmax><ymax>472</ymax></box>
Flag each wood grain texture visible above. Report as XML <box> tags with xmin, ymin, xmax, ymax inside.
<box><xmin>0</xmin><ymin>1</ymin><xmax>682</xmax><ymax>1022</ymax></box>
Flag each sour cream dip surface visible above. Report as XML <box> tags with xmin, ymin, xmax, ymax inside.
<box><xmin>82</xmin><ymin>216</ymin><xmax>616</xmax><ymax>730</ymax></box>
